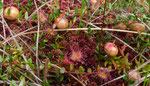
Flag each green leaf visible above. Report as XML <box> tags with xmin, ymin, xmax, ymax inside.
<box><xmin>0</xmin><ymin>68</ymin><xmax>2</xmax><ymax>76</ymax></box>
<box><xmin>21</xmin><ymin>5</ymin><xmax>25</xmax><ymax>12</ymax></box>
<box><xmin>108</xmin><ymin>3</ymin><xmax>112</xmax><ymax>9</ymax></box>
<box><xmin>27</xmin><ymin>58</ymin><xmax>32</xmax><ymax>64</ymax></box>
<box><xmin>40</xmin><ymin>53</ymin><xmax>45</xmax><ymax>58</ymax></box>
<box><xmin>124</xmin><ymin>53</ymin><xmax>130</xmax><ymax>69</ymax></box>
<box><xmin>40</xmin><ymin>41</ymin><xmax>45</xmax><ymax>49</ymax></box>
<box><xmin>123</xmin><ymin>76</ymin><xmax>128</xmax><ymax>81</ymax></box>
<box><xmin>59</xmin><ymin>76</ymin><xmax>64</xmax><ymax>82</ymax></box>
<box><xmin>7</xmin><ymin>8</ymin><xmax>11</xmax><ymax>15</ymax></box>
<box><xmin>34</xmin><ymin>34</ymin><xmax>37</xmax><ymax>42</ymax></box>
<box><xmin>47</xmin><ymin>29</ymin><xmax>51</xmax><ymax>34</ymax></box>
<box><xmin>129</xmin><ymin>79</ymin><xmax>135</xmax><ymax>84</ymax></box>
<box><xmin>3</xmin><ymin>57</ymin><xmax>9</xmax><ymax>63</ymax></box>
<box><xmin>60</xmin><ymin>67</ymin><xmax>65</xmax><ymax>74</ymax></box>
<box><xmin>19</xmin><ymin>78</ymin><xmax>25</xmax><ymax>86</ymax></box>
<box><xmin>8</xmin><ymin>54</ymin><xmax>13</xmax><ymax>62</ymax></box>
<box><xmin>31</xmin><ymin>46</ymin><xmax>36</xmax><ymax>51</ymax></box>
<box><xmin>51</xmin><ymin>44</ymin><xmax>56</xmax><ymax>50</ymax></box>
<box><xmin>87</xmin><ymin>68</ymin><xmax>92</xmax><ymax>73</ymax></box>
<box><xmin>0</xmin><ymin>55</ymin><xmax>3</xmax><ymax>62</ymax></box>
<box><xmin>79</xmin><ymin>66</ymin><xmax>84</xmax><ymax>72</ymax></box>
<box><xmin>0</xmin><ymin>8</ymin><xmax>3</xmax><ymax>14</ymax></box>
<box><xmin>48</xmin><ymin>52</ymin><xmax>53</xmax><ymax>59</ymax></box>
<box><xmin>18</xmin><ymin>11</ymin><xmax>22</xmax><ymax>18</ymax></box>
<box><xmin>26</xmin><ymin>7</ymin><xmax>30</xmax><ymax>11</ymax></box>
<box><xmin>7</xmin><ymin>66</ymin><xmax>12</xmax><ymax>73</ymax></box>
<box><xmin>29</xmin><ymin>64</ymin><xmax>35</xmax><ymax>70</ymax></box>
<box><xmin>69</xmin><ymin>21</ymin><xmax>72</xmax><ymax>27</ymax></box>
<box><xmin>146</xmin><ymin>76</ymin><xmax>150</xmax><ymax>86</ymax></box>
<box><xmin>26</xmin><ymin>65</ymin><xmax>30</xmax><ymax>70</ymax></box>
<box><xmin>75</xmin><ymin>6</ymin><xmax>78</xmax><ymax>15</ymax></box>
<box><xmin>10</xmin><ymin>80</ymin><xmax>17</xmax><ymax>86</ymax></box>
<box><xmin>94</xmin><ymin>55</ymin><xmax>98</xmax><ymax>61</ymax></box>
<box><xmin>42</xmin><ymin>81</ymin><xmax>49</xmax><ymax>86</ymax></box>
<box><xmin>48</xmin><ymin>62</ymin><xmax>51</xmax><ymax>69</ymax></box>
<box><xmin>97</xmin><ymin>73</ymin><xmax>107</xmax><ymax>79</ymax></box>
<box><xmin>25</xmin><ymin>11</ymin><xmax>28</xmax><ymax>20</ymax></box>
<box><xmin>32</xmin><ymin>14</ymin><xmax>37</xmax><ymax>20</ymax></box>
<box><xmin>59</xmin><ymin>49</ymin><xmax>64</xmax><ymax>56</ymax></box>
<box><xmin>14</xmin><ymin>0</ymin><xmax>19</xmax><ymax>4</ymax></box>
<box><xmin>44</xmin><ymin>40</ymin><xmax>48</xmax><ymax>42</ymax></box>
<box><xmin>27</xmin><ymin>1</ymin><xmax>33</xmax><ymax>7</ymax></box>
<box><xmin>79</xmin><ymin>0</ymin><xmax>85</xmax><ymax>28</ymax></box>
<box><xmin>68</xmin><ymin>7</ymin><xmax>70</xmax><ymax>14</ymax></box>
<box><xmin>2</xmin><ymin>74</ymin><xmax>7</xmax><ymax>80</ymax></box>
<box><xmin>96</xmin><ymin>45</ymin><xmax>100</xmax><ymax>51</ymax></box>
<box><xmin>70</xmin><ymin>64</ymin><xmax>73</xmax><ymax>71</ymax></box>
<box><xmin>27</xmin><ymin>58</ymin><xmax>35</xmax><ymax>69</ymax></box>
<box><xmin>55</xmin><ymin>0</ymin><xmax>59</xmax><ymax>9</ymax></box>
<box><xmin>39</xmin><ymin>64</ymin><xmax>44</xmax><ymax>69</ymax></box>
<box><xmin>55</xmin><ymin>35</ymin><xmax>63</xmax><ymax>41</ymax></box>
<box><xmin>55</xmin><ymin>72</ymin><xmax>59</xmax><ymax>77</ymax></box>
<box><xmin>143</xmin><ymin>72</ymin><xmax>149</xmax><ymax>86</ymax></box>
<box><xmin>73</xmin><ymin>16</ymin><xmax>77</xmax><ymax>23</ymax></box>
<box><xmin>0</xmin><ymin>2</ymin><xmax>3</xmax><ymax>8</ymax></box>
<box><xmin>123</xmin><ymin>71</ymin><xmax>129</xmax><ymax>81</ymax></box>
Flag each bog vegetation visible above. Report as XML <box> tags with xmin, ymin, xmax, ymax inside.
<box><xmin>0</xmin><ymin>0</ymin><xmax>150</xmax><ymax>86</ymax></box>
